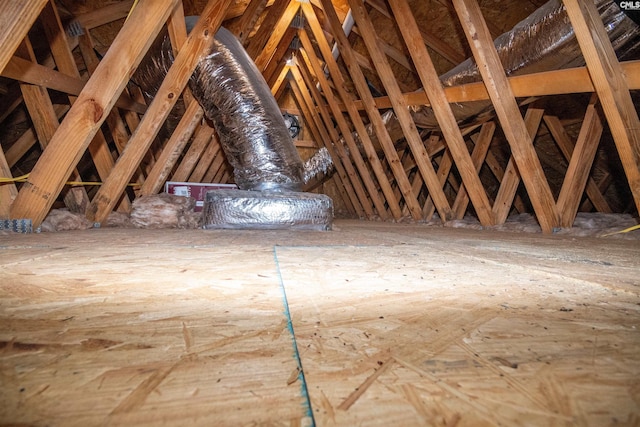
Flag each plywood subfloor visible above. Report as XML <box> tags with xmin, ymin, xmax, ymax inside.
<box><xmin>1</xmin><ymin>220</ymin><xmax>639</xmax><ymax>426</ymax></box>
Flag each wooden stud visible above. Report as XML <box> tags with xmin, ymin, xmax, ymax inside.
<box><xmin>544</xmin><ymin>115</ymin><xmax>611</xmax><ymax>214</ymax></box>
<box><xmin>452</xmin><ymin>122</ymin><xmax>496</xmax><ymax>218</ymax></box>
<box><xmin>86</xmin><ymin>0</ymin><xmax>232</xmax><ymax>225</ymax></box>
<box><xmin>299</xmin><ymin>7</ymin><xmax>395</xmax><ymax>219</ymax></box>
<box><xmin>172</xmin><ymin>125</ymin><xmax>215</xmax><ymax>183</ymax></box>
<box><xmin>555</xmin><ymin>100</ymin><xmax>604</xmax><ymax>227</ymax></box>
<box><xmin>190</xmin><ymin>136</ymin><xmax>221</xmax><ymax>183</ymax></box>
<box><xmin>139</xmin><ymin>102</ymin><xmax>204</xmax><ymax>195</ymax></box>
<box><xmin>453</xmin><ymin>0</ymin><xmax>558</xmax><ymax>232</ymax></box>
<box><xmin>562</xmin><ymin>0</ymin><xmax>640</xmax><ymax>214</ymax></box>
<box><xmin>389</xmin><ymin>0</ymin><xmax>494</xmax><ymax>226</ymax></box>
<box><xmin>492</xmin><ymin>107</ymin><xmax>545</xmax><ymax>224</ymax></box>
<box><xmin>348</xmin><ymin>0</ymin><xmax>453</xmax><ymax>221</ymax></box>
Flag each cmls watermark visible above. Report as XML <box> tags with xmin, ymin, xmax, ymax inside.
<box><xmin>619</xmin><ymin>1</ymin><xmax>640</xmax><ymax>10</ymax></box>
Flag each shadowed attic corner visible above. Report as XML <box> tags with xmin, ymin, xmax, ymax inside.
<box><xmin>0</xmin><ymin>0</ymin><xmax>638</xmax><ymax>235</ymax></box>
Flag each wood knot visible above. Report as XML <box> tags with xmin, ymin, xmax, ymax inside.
<box><xmin>88</xmin><ymin>98</ymin><xmax>104</xmax><ymax>123</ymax></box>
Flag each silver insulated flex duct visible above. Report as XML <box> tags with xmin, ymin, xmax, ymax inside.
<box><xmin>133</xmin><ymin>23</ymin><xmax>333</xmax><ymax>230</ymax></box>
<box><xmin>190</xmin><ymin>27</ymin><xmax>305</xmax><ymax>192</ymax></box>
<box><xmin>410</xmin><ymin>0</ymin><xmax>640</xmax><ymax>129</ymax></box>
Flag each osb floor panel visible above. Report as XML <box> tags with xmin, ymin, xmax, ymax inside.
<box><xmin>0</xmin><ymin>220</ymin><xmax>638</xmax><ymax>426</ymax></box>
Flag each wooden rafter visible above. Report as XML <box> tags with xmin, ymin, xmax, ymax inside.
<box><xmin>78</xmin><ymin>29</ymin><xmax>138</xmax><ymax>211</ymax></box>
<box><xmin>86</xmin><ymin>0</ymin><xmax>232</xmax><ymax>224</ymax></box>
<box><xmin>16</xmin><ymin>36</ymin><xmax>90</xmax><ymax>214</ymax></box>
<box><xmin>562</xmin><ymin>0</ymin><xmax>640</xmax><ymax>215</ymax></box>
<box><xmin>189</xmin><ymin>134</ymin><xmax>222</xmax><ymax>182</ymax></box>
<box><xmin>296</xmin><ymin>43</ymin><xmax>375</xmax><ymax>218</ymax></box>
<box><xmin>555</xmin><ymin>98</ymin><xmax>604</xmax><ymax>227</ymax></box>
<box><xmin>73</xmin><ymin>1</ymin><xmax>134</xmax><ymax>30</ymax></box>
<box><xmin>453</xmin><ymin>0</ymin><xmax>558</xmax><ymax>233</ymax></box>
<box><xmin>388</xmin><ymin>0</ymin><xmax>494</xmax><ymax>226</ymax></box>
<box><xmin>292</xmin><ymin>59</ymin><xmax>366</xmax><ymax>218</ymax></box>
<box><xmin>0</xmin><ymin>0</ymin><xmax>48</xmax><ymax>74</ymax></box>
<box><xmin>544</xmin><ymin>107</ymin><xmax>612</xmax><ymax>216</ymax></box>
<box><xmin>139</xmin><ymin>101</ymin><xmax>204</xmax><ymax>195</ymax></box>
<box><xmin>301</xmin><ymin>3</ymin><xmax>397</xmax><ymax>220</ymax></box>
<box><xmin>348</xmin><ymin>0</ymin><xmax>453</xmax><ymax>221</ymax></box>
<box><xmin>226</xmin><ymin>0</ymin><xmax>268</xmax><ymax>43</ymax></box>
<box><xmin>1</xmin><ymin>0</ymin><xmax>637</xmax><ymax>228</ymax></box>
<box><xmin>245</xmin><ymin>0</ymin><xmax>291</xmax><ymax>57</ymax></box>
<box><xmin>288</xmin><ymin>65</ymin><xmax>359</xmax><ymax>216</ymax></box>
<box><xmin>320</xmin><ymin>0</ymin><xmax>425</xmax><ymax>221</ymax></box>
<box><xmin>452</xmin><ymin>122</ymin><xmax>496</xmax><ymax>218</ymax></box>
<box><xmin>0</xmin><ymin>148</ymin><xmax>17</xmax><ymax>217</ymax></box>
<box><xmin>492</xmin><ymin>107</ymin><xmax>545</xmax><ymax>224</ymax></box>
<box><xmin>10</xmin><ymin>0</ymin><xmax>181</xmax><ymax>226</ymax></box>
<box><xmin>253</xmin><ymin>0</ymin><xmax>300</xmax><ymax>71</ymax></box>
<box><xmin>263</xmin><ymin>26</ymin><xmax>297</xmax><ymax>83</ymax></box>
<box><xmin>365</xmin><ymin>0</ymin><xmax>465</xmax><ymax>65</ymax></box>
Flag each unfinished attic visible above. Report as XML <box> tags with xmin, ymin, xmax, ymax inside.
<box><xmin>1</xmin><ymin>0</ymin><xmax>640</xmax><ymax>425</ymax></box>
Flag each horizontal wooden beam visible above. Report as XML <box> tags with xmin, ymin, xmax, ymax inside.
<box><xmin>2</xmin><ymin>55</ymin><xmax>147</xmax><ymax>114</ymax></box>
<box><xmin>343</xmin><ymin>60</ymin><xmax>640</xmax><ymax>111</ymax></box>
<box><xmin>294</xmin><ymin>139</ymin><xmax>318</xmax><ymax>148</ymax></box>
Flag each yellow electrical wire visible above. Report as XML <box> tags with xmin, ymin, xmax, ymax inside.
<box><xmin>0</xmin><ymin>174</ymin><xmax>139</xmax><ymax>187</ymax></box>
<box><xmin>600</xmin><ymin>224</ymin><xmax>640</xmax><ymax>237</ymax></box>
<box><xmin>125</xmin><ymin>0</ymin><xmax>140</xmax><ymax>22</ymax></box>
<box><xmin>0</xmin><ymin>174</ymin><xmax>29</xmax><ymax>183</ymax></box>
